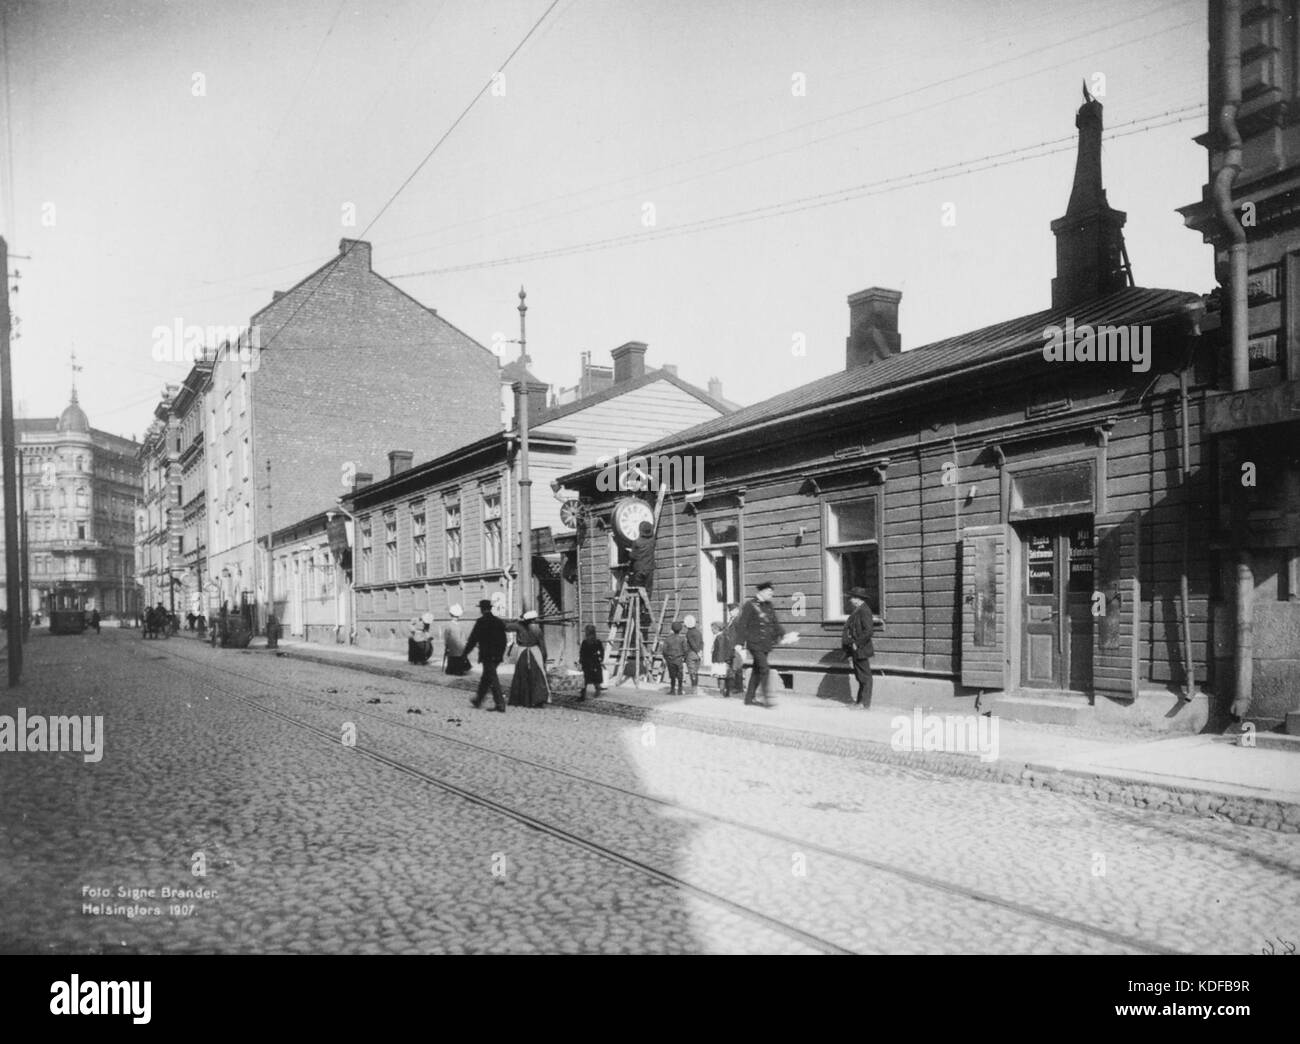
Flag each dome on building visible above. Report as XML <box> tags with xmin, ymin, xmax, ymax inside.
<box><xmin>57</xmin><ymin>391</ymin><xmax>90</xmax><ymax>434</ymax></box>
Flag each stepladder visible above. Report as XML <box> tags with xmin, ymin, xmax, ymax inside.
<box><xmin>605</xmin><ymin>584</ymin><xmax>680</xmax><ymax>686</ymax></box>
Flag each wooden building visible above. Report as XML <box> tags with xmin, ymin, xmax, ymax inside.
<box><xmin>563</xmin><ymin>94</ymin><xmax>1223</xmax><ymax>728</ymax></box>
<box><xmin>344</xmin><ymin>348</ymin><xmax>732</xmax><ymax>660</ymax></box>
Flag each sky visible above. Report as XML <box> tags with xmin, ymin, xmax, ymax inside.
<box><xmin>1</xmin><ymin>0</ymin><xmax>1211</xmax><ymax>443</ymax></box>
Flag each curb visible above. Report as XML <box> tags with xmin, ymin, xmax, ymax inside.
<box><xmin>270</xmin><ymin>643</ymin><xmax>1300</xmax><ymax>833</ymax></box>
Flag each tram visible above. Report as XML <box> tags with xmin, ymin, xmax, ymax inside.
<box><xmin>48</xmin><ymin>586</ymin><xmax>88</xmax><ymax>635</ymax></box>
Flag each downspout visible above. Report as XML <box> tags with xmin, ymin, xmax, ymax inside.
<box><xmin>1212</xmin><ymin>0</ymin><xmax>1253</xmax><ymax>718</ymax></box>
<box><xmin>1177</xmin><ymin>301</ymin><xmax>1204</xmax><ymax>701</ymax></box>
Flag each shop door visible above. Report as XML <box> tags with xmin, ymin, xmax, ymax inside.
<box><xmin>699</xmin><ymin>514</ymin><xmax>741</xmax><ymax>634</ymax></box>
<box><xmin>1020</xmin><ymin>518</ymin><xmax>1094</xmax><ymax>691</ymax></box>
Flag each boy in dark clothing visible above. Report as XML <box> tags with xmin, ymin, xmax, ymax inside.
<box><xmin>683</xmin><ymin>614</ymin><xmax>704</xmax><ymax>693</ymax></box>
<box><xmin>463</xmin><ymin>599</ymin><xmax>508</xmax><ymax>712</ymax></box>
<box><xmin>578</xmin><ymin>624</ymin><xmax>605</xmax><ymax>700</ymax></box>
<box><xmin>661</xmin><ymin>620</ymin><xmax>688</xmax><ymax>695</ymax></box>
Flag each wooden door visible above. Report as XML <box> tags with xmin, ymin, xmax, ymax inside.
<box><xmin>1022</xmin><ymin>527</ymin><xmax>1060</xmax><ymax>687</ymax></box>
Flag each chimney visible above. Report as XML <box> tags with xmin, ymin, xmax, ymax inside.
<box><xmin>388</xmin><ymin>450</ymin><xmax>413</xmax><ymax>477</ymax></box>
<box><xmin>661</xmin><ymin>363</ymin><xmax>678</xmax><ymax>376</ymax></box>
<box><xmin>708</xmin><ymin>377</ymin><xmax>724</xmax><ymax>400</ymax></box>
<box><xmin>352</xmin><ymin>470</ymin><xmax>373</xmax><ymax>492</ymax></box>
<box><xmin>1050</xmin><ymin>85</ymin><xmax>1131</xmax><ymax>309</ymax></box>
<box><xmin>338</xmin><ymin>238</ymin><xmax>373</xmax><ymax>271</ymax></box>
<box><xmin>611</xmin><ymin>341</ymin><xmax>648</xmax><ymax>383</ymax></box>
<box><xmin>512</xmin><ymin>378</ymin><xmax>550</xmax><ymax>428</ymax></box>
<box><xmin>845</xmin><ymin>288</ymin><xmax>902</xmax><ymax>369</ymax></box>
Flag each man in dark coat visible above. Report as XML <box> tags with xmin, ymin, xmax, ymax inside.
<box><xmin>841</xmin><ymin>587</ymin><xmax>875</xmax><ymax>708</ymax></box>
<box><xmin>627</xmin><ymin>520</ymin><xmax>657</xmax><ymax>597</ymax></box>
<box><xmin>463</xmin><ymin>599</ymin><xmax>508</xmax><ymax>712</ymax></box>
<box><xmin>736</xmin><ymin>581</ymin><xmax>786</xmax><ymax>706</ymax></box>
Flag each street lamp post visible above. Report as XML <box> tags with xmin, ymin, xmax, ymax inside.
<box><xmin>512</xmin><ymin>287</ymin><xmax>532</xmax><ymax>617</ymax></box>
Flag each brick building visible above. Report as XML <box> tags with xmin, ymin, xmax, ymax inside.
<box><xmin>198</xmin><ymin>238</ymin><xmax>501</xmax><ymax>628</ymax></box>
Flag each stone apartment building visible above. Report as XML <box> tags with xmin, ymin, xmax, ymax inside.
<box><xmin>5</xmin><ymin>389</ymin><xmax>141</xmax><ymax>619</ymax></box>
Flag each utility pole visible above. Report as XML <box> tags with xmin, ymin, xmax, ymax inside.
<box><xmin>1</xmin><ymin>237</ymin><xmax>20</xmax><ymax>684</ymax></box>
<box><xmin>513</xmin><ymin>286</ymin><xmax>532</xmax><ymax>616</ymax></box>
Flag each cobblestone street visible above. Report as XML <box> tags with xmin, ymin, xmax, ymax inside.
<box><xmin>1</xmin><ymin>630</ymin><xmax>1298</xmax><ymax>955</ymax></box>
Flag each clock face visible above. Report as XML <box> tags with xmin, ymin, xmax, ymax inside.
<box><xmin>612</xmin><ymin>498</ymin><xmax>654</xmax><ymax>547</ymax></box>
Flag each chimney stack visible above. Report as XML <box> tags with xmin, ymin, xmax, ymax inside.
<box><xmin>352</xmin><ymin>470</ymin><xmax>373</xmax><ymax>492</ymax></box>
<box><xmin>388</xmin><ymin>450</ymin><xmax>413</xmax><ymax>477</ymax></box>
<box><xmin>1050</xmin><ymin>86</ymin><xmax>1131</xmax><ymax>309</ymax></box>
<box><xmin>845</xmin><ymin>288</ymin><xmax>902</xmax><ymax>369</ymax></box>
<box><xmin>611</xmin><ymin>341</ymin><xmax>648</xmax><ymax>383</ymax></box>
<box><xmin>338</xmin><ymin>238</ymin><xmax>373</xmax><ymax>271</ymax></box>
<box><xmin>661</xmin><ymin>363</ymin><xmax>678</xmax><ymax>376</ymax></box>
<box><xmin>708</xmin><ymin>377</ymin><xmax>724</xmax><ymax>400</ymax></box>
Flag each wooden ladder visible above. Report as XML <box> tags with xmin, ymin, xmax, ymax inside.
<box><xmin>606</xmin><ymin>584</ymin><xmax>658</xmax><ymax>686</ymax></box>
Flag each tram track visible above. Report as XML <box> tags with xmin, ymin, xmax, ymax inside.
<box><xmin>146</xmin><ymin>636</ymin><xmax>1184</xmax><ymax>955</ymax></box>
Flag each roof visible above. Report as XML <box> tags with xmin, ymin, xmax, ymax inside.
<box><xmin>500</xmin><ymin>358</ymin><xmax>545</xmax><ymax>386</ymax></box>
<box><xmin>585</xmin><ymin>286</ymin><xmax>1199</xmax><ymax>465</ymax></box>
<box><xmin>529</xmin><ymin>367</ymin><xmax>733</xmax><ymax>429</ymax></box>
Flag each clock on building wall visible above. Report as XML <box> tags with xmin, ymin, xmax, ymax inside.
<box><xmin>611</xmin><ymin>497</ymin><xmax>654</xmax><ymax>548</ymax></box>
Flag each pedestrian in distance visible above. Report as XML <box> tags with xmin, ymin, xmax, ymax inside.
<box><xmin>736</xmin><ymin>582</ymin><xmax>798</xmax><ymax>707</ymax></box>
<box><xmin>709</xmin><ymin>620</ymin><xmax>730</xmax><ymax>696</ymax></box>
<box><xmin>90</xmin><ymin>609</ymin><xmax>100</xmax><ymax>634</ymax></box>
<box><xmin>578</xmin><ymin>624</ymin><xmax>605</xmax><ymax>700</ymax></box>
<box><xmin>661</xmin><ymin>620</ymin><xmax>689</xmax><ymax>695</ymax></box>
<box><xmin>683</xmin><ymin>614</ymin><xmax>703</xmax><ymax>693</ymax></box>
<box><xmin>841</xmin><ymin>587</ymin><xmax>875</xmax><ymax>708</ymax></box>
<box><xmin>509</xmin><ymin>609</ymin><xmax>551</xmax><ymax>708</ymax></box>
<box><xmin>463</xmin><ymin>599</ymin><xmax>507</xmax><ymax>712</ymax></box>
<box><xmin>443</xmin><ymin>604</ymin><xmax>472</xmax><ymax>675</ymax></box>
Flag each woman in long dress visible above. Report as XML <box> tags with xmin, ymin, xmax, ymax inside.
<box><xmin>508</xmin><ymin>610</ymin><xmax>550</xmax><ymax>707</ymax></box>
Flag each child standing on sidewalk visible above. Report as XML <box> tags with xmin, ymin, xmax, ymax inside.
<box><xmin>661</xmin><ymin>620</ymin><xmax>689</xmax><ymax>695</ymax></box>
<box><xmin>709</xmin><ymin>621</ymin><xmax>730</xmax><ymax>696</ymax></box>
<box><xmin>578</xmin><ymin>624</ymin><xmax>605</xmax><ymax>700</ymax></box>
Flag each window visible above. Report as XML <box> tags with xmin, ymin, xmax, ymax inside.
<box><xmin>239</xmin><ymin>374</ymin><xmax>248</xmax><ymax>414</ymax></box>
<box><xmin>482</xmin><ymin>490</ymin><xmax>502</xmax><ymax>571</ymax></box>
<box><xmin>445</xmin><ymin>498</ymin><xmax>462</xmax><ymax>574</ymax></box>
<box><xmin>243</xmin><ymin>503</ymin><xmax>251</xmax><ymax>542</ymax></box>
<box><xmin>411</xmin><ymin>501</ymin><xmax>427</xmax><ymax>577</ymax></box>
<box><xmin>223</xmin><ymin>392</ymin><xmax>232</xmax><ymax>432</ymax></box>
<box><xmin>359</xmin><ymin>516</ymin><xmax>372</xmax><ymax>583</ymax></box>
<box><xmin>1010</xmin><ymin>462</ymin><xmax>1094</xmax><ymax>520</ymax></box>
<box><xmin>241</xmin><ymin>439</ymin><xmax>250</xmax><ymax>481</ymax></box>
<box><xmin>223</xmin><ymin>452</ymin><xmax>233</xmax><ymax>490</ymax></box>
<box><xmin>824</xmin><ymin>494</ymin><xmax>881</xmax><ymax>619</ymax></box>
<box><xmin>384</xmin><ymin>511</ymin><xmax>397</xmax><ymax>579</ymax></box>
<box><xmin>77</xmin><ymin>523</ymin><xmax>86</xmax><ymax>540</ymax></box>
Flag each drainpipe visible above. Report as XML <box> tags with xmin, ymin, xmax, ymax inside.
<box><xmin>1212</xmin><ymin>0</ymin><xmax>1253</xmax><ymax>719</ymax></box>
<box><xmin>1177</xmin><ymin>302</ymin><xmax>1204</xmax><ymax>701</ymax></box>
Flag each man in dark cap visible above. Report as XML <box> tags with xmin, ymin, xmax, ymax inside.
<box><xmin>627</xmin><ymin>520</ymin><xmax>657</xmax><ymax>596</ymax></box>
<box><xmin>736</xmin><ymin>581</ymin><xmax>786</xmax><ymax>706</ymax></box>
<box><xmin>464</xmin><ymin>598</ymin><xmax>507</xmax><ymax>712</ymax></box>
<box><xmin>841</xmin><ymin>587</ymin><xmax>875</xmax><ymax>708</ymax></box>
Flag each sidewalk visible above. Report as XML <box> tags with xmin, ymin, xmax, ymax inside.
<box><xmin>247</xmin><ymin>635</ymin><xmax>1300</xmax><ymax>832</ymax></box>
